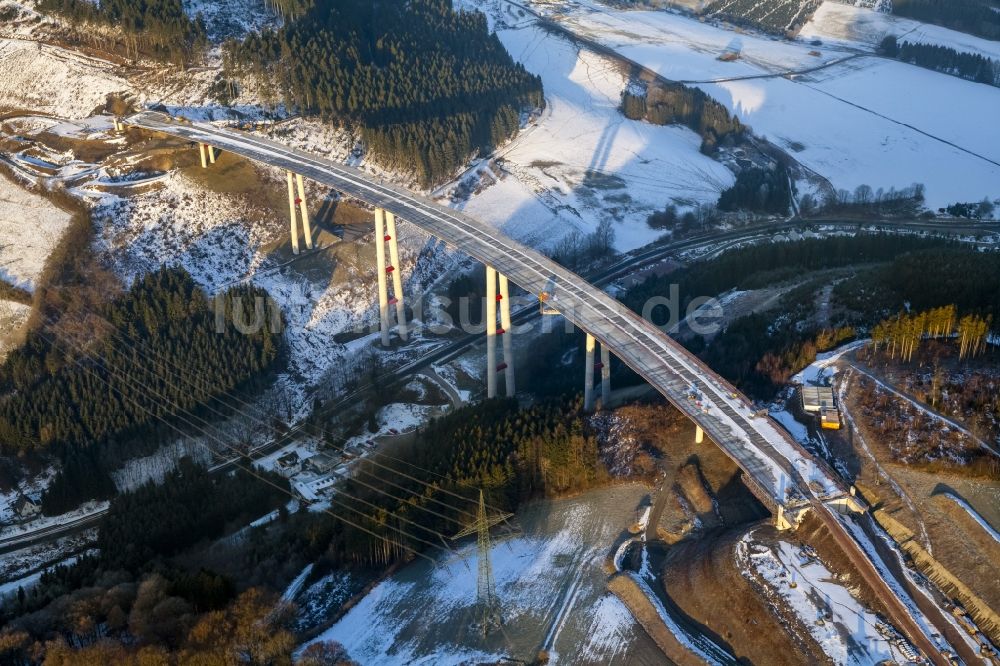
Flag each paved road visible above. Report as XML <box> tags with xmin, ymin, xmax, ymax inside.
<box><xmin>125</xmin><ymin>112</ymin><xmax>961</xmax><ymax>663</ymax></box>
<box><xmin>0</xmin><ymin>509</ymin><xmax>104</xmax><ymax>555</ymax></box>
<box><xmin>129</xmin><ymin>110</ymin><xmax>809</xmax><ymax>509</ymax></box>
<box><xmin>212</xmin><ymin>214</ymin><xmax>972</xmax><ymax>472</ymax></box>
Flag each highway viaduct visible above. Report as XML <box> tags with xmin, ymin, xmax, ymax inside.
<box><xmin>125</xmin><ymin>111</ymin><xmax>955</xmax><ymax>664</ymax></box>
<box><xmin>129</xmin><ymin>110</ymin><xmax>816</xmax><ymax>513</ymax></box>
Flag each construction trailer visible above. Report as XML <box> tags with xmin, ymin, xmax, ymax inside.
<box><xmin>801</xmin><ymin>385</ymin><xmax>841</xmax><ymax>430</ymax></box>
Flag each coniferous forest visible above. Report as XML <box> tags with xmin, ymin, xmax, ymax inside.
<box><xmin>718</xmin><ymin>165</ymin><xmax>791</xmax><ymax>214</ymax></box>
<box><xmin>35</xmin><ymin>0</ymin><xmax>207</xmax><ymax>63</ymax></box>
<box><xmin>315</xmin><ymin>396</ymin><xmax>606</xmax><ymax>567</ymax></box>
<box><xmin>223</xmin><ymin>0</ymin><xmax>544</xmax><ymax>186</ymax></box>
<box><xmin>620</xmin><ymin>235</ymin><xmax>999</xmax><ymax>397</ymax></box>
<box><xmin>0</xmin><ymin>396</ymin><xmax>603</xmax><ymax>659</ymax></box>
<box><xmin>621</xmin><ymin>234</ymin><xmax>957</xmax><ymax>318</ymax></box>
<box><xmin>0</xmin><ymin>268</ymin><xmax>281</xmax><ymax>513</ymax></box>
<box><xmin>621</xmin><ymin>83</ymin><xmax>744</xmax><ymax>154</ymax></box>
<box><xmin>892</xmin><ymin>0</ymin><xmax>1000</xmax><ymax>41</ymax></box>
<box><xmin>880</xmin><ymin>36</ymin><xmax>1000</xmax><ymax>87</ymax></box>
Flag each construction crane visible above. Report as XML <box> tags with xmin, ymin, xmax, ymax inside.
<box><xmin>451</xmin><ymin>490</ymin><xmax>513</xmax><ymax>636</ymax></box>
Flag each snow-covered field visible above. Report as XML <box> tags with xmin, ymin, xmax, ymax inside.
<box><xmin>300</xmin><ymin>485</ymin><xmax>658</xmax><ymax>665</ymax></box>
<box><xmin>0</xmin><ymin>171</ymin><xmax>73</xmax><ymax>291</ymax></box>
<box><xmin>705</xmin><ymin>60</ymin><xmax>1000</xmax><ymax>210</ymax></box>
<box><xmin>343</xmin><ymin>403</ymin><xmax>440</xmax><ymax>447</ymax></box>
<box><xmin>458</xmin><ymin>0</ymin><xmax>735</xmax><ymax>252</ymax></box>
<box><xmin>739</xmin><ymin>532</ymin><xmax>898</xmax><ymax>665</ymax></box>
<box><xmin>528</xmin><ymin>0</ymin><xmax>1000</xmax><ymax>210</ymax></box>
<box><xmin>806</xmin><ymin>56</ymin><xmax>1000</xmax><ymax>162</ymax></box>
<box><xmin>0</xmin><ymin>298</ymin><xmax>30</xmax><ymax>357</ymax></box>
<box><xmin>801</xmin><ymin>1</ymin><xmax>1000</xmax><ymax>61</ymax></box>
<box><xmin>532</xmin><ymin>0</ymin><xmax>849</xmax><ymax>81</ymax></box>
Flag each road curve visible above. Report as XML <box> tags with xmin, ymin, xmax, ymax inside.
<box><xmin>128</xmin><ymin>110</ymin><xmax>802</xmax><ymax>508</ymax></box>
<box><xmin>126</xmin><ymin>111</ymin><xmax>953</xmax><ymax>664</ymax></box>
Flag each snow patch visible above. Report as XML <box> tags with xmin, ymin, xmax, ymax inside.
<box><xmin>739</xmin><ymin>533</ymin><xmax>897</xmax><ymax>664</ymax></box>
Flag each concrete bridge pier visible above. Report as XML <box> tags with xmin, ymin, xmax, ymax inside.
<box><xmin>286</xmin><ymin>171</ymin><xmax>301</xmax><ymax>255</ymax></box>
<box><xmin>208</xmin><ymin>144</ymin><xmax>216</xmax><ymax>164</ymax></box>
<box><xmin>199</xmin><ymin>142</ymin><xmax>208</xmax><ymax>169</ymax></box>
<box><xmin>775</xmin><ymin>505</ymin><xmax>794</xmax><ymax>531</ymax></box>
<box><xmin>695</xmin><ymin>425</ymin><xmax>704</xmax><ymax>444</ymax></box>
<box><xmin>374</xmin><ymin>208</ymin><xmax>391</xmax><ymax>346</ymax></box>
<box><xmin>499</xmin><ymin>273</ymin><xmax>514</xmax><ymax>397</ymax></box>
<box><xmin>485</xmin><ymin>265</ymin><xmax>515</xmax><ymax>399</ymax></box>
<box><xmin>385</xmin><ymin>212</ymin><xmax>407</xmax><ymax>341</ymax></box>
<box><xmin>600</xmin><ymin>344</ymin><xmax>610</xmax><ymax>407</ymax></box>
<box><xmin>294</xmin><ymin>174</ymin><xmax>313</xmax><ymax>250</ymax></box>
<box><xmin>583</xmin><ymin>333</ymin><xmax>611</xmax><ymax>411</ymax></box>
<box><xmin>373</xmin><ymin>208</ymin><xmax>407</xmax><ymax>346</ymax></box>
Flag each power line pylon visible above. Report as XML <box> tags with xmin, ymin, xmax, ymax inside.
<box><xmin>451</xmin><ymin>489</ymin><xmax>513</xmax><ymax>636</ymax></box>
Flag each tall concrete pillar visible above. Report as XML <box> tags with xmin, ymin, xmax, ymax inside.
<box><xmin>695</xmin><ymin>425</ymin><xmax>704</xmax><ymax>444</ymax></box>
<box><xmin>374</xmin><ymin>209</ymin><xmax>391</xmax><ymax>347</ymax></box>
<box><xmin>600</xmin><ymin>344</ymin><xmax>610</xmax><ymax>407</ymax></box>
<box><xmin>385</xmin><ymin>212</ymin><xmax>407</xmax><ymax>341</ymax></box>
<box><xmin>775</xmin><ymin>504</ymin><xmax>793</xmax><ymax>531</ymax></box>
<box><xmin>295</xmin><ymin>174</ymin><xmax>313</xmax><ymax>250</ymax></box>
<box><xmin>498</xmin><ymin>273</ymin><xmax>514</xmax><ymax>397</ymax></box>
<box><xmin>199</xmin><ymin>143</ymin><xmax>208</xmax><ymax>169</ymax></box>
<box><xmin>584</xmin><ymin>333</ymin><xmax>596</xmax><ymax>411</ymax></box>
<box><xmin>208</xmin><ymin>144</ymin><xmax>216</xmax><ymax>164</ymax></box>
<box><xmin>286</xmin><ymin>171</ymin><xmax>300</xmax><ymax>255</ymax></box>
<box><xmin>486</xmin><ymin>265</ymin><xmax>498</xmax><ymax>399</ymax></box>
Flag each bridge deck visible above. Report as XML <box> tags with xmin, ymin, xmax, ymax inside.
<box><xmin>128</xmin><ymin>111</ymin><xmax>842</xmax><ymax>509</ymax></box>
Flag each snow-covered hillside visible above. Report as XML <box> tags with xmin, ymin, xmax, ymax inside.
<box><xmin>0</xmin><ymin>39</ymin><xmax>128</xmax><ymax>117</ymax></box>
<box><xmin>0</xmin><ymin>171</ymin><xmax>72</xmax><ymax>291</ymax></box>
<box><xmin>457</xmin><ymin>0</ymin><xmax>735</xmax><ymax>252</ymax></box>
<box><xmin>738</xmin><ymin>533</ymin><xmax>901</xmax><ymax>665</ymax></box>
<box><xmin>525</xmin><ymin>0</ymin><xmax>1000</xmax><ymax>209</ymax></box>
<box><xmin>698</xmin><ymin>58</ymin><xmax>1000</xmax><ymax>209</ymax></box>
<box><xmin>801</xmin><ymin>1</ymin><xmax>1000</xmax><ymax>61</ymax></box>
